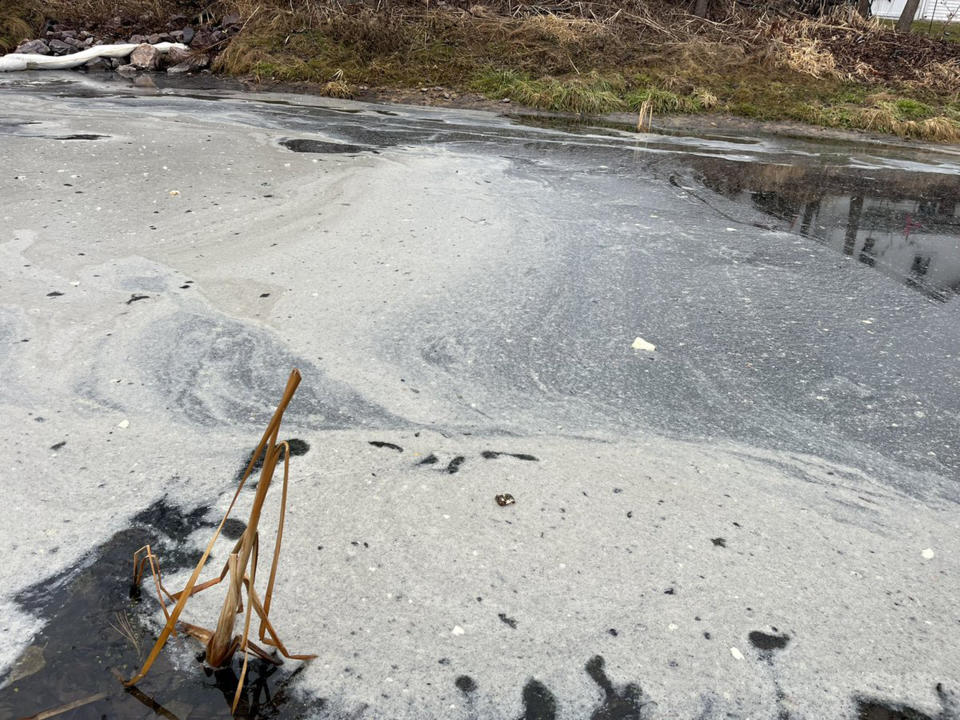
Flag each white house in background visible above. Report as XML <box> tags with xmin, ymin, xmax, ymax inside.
<box><xmin>872</xmin><ymin>0</ymin><xmax>960</xmax><ymax>21</ymax></box>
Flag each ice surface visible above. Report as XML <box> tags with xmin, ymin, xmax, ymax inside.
<box><xmin>0</xmin><ymin>84</ymin><xmax>958</xmax><ymax>718</ymax></box>
<box><xmin>165</xmin><ymin>430</ymin><xmax>959</xmax><ymax>719</ymax></box>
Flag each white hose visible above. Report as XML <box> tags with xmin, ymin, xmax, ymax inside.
<box><xmin>0</xmin><ymin>42</ymin><xmax>189</xmax><ymax>72</ymax></box>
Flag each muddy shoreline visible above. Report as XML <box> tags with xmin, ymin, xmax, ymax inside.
<box><xmin>84</xmin><ymin>68</ymin><xmax>960</xmax><ymax>149</ymax></box>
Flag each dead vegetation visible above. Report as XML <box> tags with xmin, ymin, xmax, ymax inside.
<box><xmin>2</xmin><ymin>0</ymin><xmax>193</xmax><ymax>49</ymax></box>
<box><xmin>108</xmin><ymin>611</ymin><xmax>144</xmax><ymax>661</ymax></box>
<box><xmin>39</xmin><ymin>0</ymin><xmax>179</xmax><ymax>24</ymax></box>
<box><xmin>126</xmin><ymin>369</ymin><xmax>315</xmax><ymax>713</ymax></box>
<box><xmin>0</xmin><ymin>1</ymin><xmax>43</xmax><ymax>52</ymax></box>
<box><xmin>854</xmin><ymin>104</ymin><xmax>960</xmax><ymax>141</ymax></box>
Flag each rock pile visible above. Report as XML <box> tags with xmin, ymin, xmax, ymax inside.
<box><xmin>10</xmin><ymin>12</ymin><xmax>245</xmax><ymax>75</ymax></box>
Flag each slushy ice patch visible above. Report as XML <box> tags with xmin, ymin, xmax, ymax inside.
<box><xmin>280</xmin><ymin>139</ymin><xmax>374</xmax><ymax>155</ymax></box>
<box><xmin>0</xmin><ymin>500</ymin><xmax>314</xmax><ymax>719</ymax></box>
<box><xmin>128</xmin><ymin>312</ymin><xmax>398</xmax><ymax>429</ymax></box>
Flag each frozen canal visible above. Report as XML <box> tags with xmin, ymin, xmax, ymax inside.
<box><xmin>0</xmin><ymin>74</ymin><xmax>958</xmax><ymax>719</ymax></box>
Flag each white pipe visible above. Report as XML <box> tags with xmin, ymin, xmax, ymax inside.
<box><xmin>0</xmin><ymin>42</ymin><xmax>189</xmax><ymax>72</ymax></box>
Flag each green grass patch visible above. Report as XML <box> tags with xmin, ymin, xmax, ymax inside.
<box><xmin>879</xmin><ymin>18</ymin><xmax>960</xmax><ymax>42</ymax></box>
<box><xmin>894</xmin><ymin>97</ymin><xmax>935</xmax><ymax>119</ymax></box>
<box><xmin>625</xmin><ymin>87</ymin><xmax>710</xmax><ymax>113</ymax></box>
<box><xmin>471</xmin><ymin>69</ymin><xmax>625</xmax><ymax>114</ymax></box>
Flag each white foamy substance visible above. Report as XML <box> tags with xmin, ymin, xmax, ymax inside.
<box><xmin>1</xmin><ymin>87</ymin><xmax>958</xmax><ymax>719</ymax></box>
<box><xmin>161</xmin><ymin>431</ymin><xmax>959</xmax><ymax>719</ymax></box>
<box><xmin>0</xmin><ymin>601</ymin><xmax>43</xmax><ymax>682</ymax></box>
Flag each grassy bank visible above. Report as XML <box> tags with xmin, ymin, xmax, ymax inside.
<box><xmin>217</xmin><ymin>2</ymin><xmax>960</xmax><ymax>142</ymax></box>
<box><xmin>880</xmin><ymin>18</ymin><xmax>960</xmax><ymax>42</ymax></box>
<box><xmin>5</xmin><ymin>0</ymin><xmax>960</xmax><ymax>142</ymax></box>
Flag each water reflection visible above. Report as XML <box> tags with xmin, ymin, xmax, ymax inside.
<box><xmin>691</xmin><ymin>159</ymin><xmax>960</xmax><ymax>301</ymax></box>
<box><xmin>791</xmin><ymin>193</ymin><xmax>960</xmax><ymax>302</ymax></box>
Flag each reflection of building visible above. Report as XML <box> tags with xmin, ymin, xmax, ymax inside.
<box><xmin>690</xmin><ymin>158</ymin><xmax>960</xmax><ymax>301</ymax></box>
<box><xmin>788</xmin><ymin>196</ymin><xmax>960</xmax><ymax>300</ymax></box>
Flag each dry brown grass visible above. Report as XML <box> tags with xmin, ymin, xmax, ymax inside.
<box><xmin>863</xmin><ymin>91</ymin><xmax>899</xmax><ymax>104</ymax></box>
<box><xmin>639</xmin><ymin>39</ymin><xmax>753</xmax><ymax>90</ymax></box>
<box><xmin>522</xmin><ymin>14</ymin><xmax>605</xmax><ymax>44</ymax></box>
<box><xmin>108</xmin><ymin>611</ymin><xmax>143</xmax><ymax>661</ymax></box>
<box><xmin>323</xmin><ymin>79</ymin><xmax>352</xmax><ymax>97</ymax></box>
<box><xmin>854</xmin><ymin>105</ymin><xmax>901</xmax><ymax>134</ymax></box>
<box><xmin>214</xmin><ymin>37</ymin><xmax>272</xmax><ymax>77</ymax></box>
<box><xmin>914</xmin><ymin>60</ymin><xmax>960</xmax><ymax>97</ymax></box>
<box><xmin>854</xmin><ymin>106</ymin><xmax>960</xmax><ymax>141</ymax></box>
<box><xmin>763</xmin><ymin>13</ymin><xmax>880</xmax><ymax>81</ymax></box>
<box><xmin>217</xmin><ymin>0</ymin><xmax>332</xmax><ymax>27</ymax></box>
<box><xmin>917</xmin><ymin>116</ymin><xmax>960</xmax><ymax>141</ymax></box>
<box><xmin>39</xmin><ymin>0</ymin><xmax>181</xmax><ymax>25</ymax></box>
<box><xmin>694</xmin><ymin>87</ymin><xmax>718</xmax><ymax>108</ymax></box>
<box><xmin>636</xmin><ymin>98</ymin><xmax>653</xmax><ymax>131</ymax></box>
<box><xmin>778</xmin><ymin>36</ymin><xmax>841</xmax><ymax>78</ymax></box>
<box><xmin>0</xmin><ymin>0</ymin><xmax>43</xmax><ymax>52</ymax></box>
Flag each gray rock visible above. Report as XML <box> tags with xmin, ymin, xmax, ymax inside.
<box><xmin>48</xmin><ymin>39</ymin><xmax>73</xmax><ymax>55</ymax></box>
<box><xmin>14</xmin><ymin>39</ymin><xmax>50</xmax><ymax>55</ymax></box>
<box><xmin>63</xmin><ymin>37</ymin><xmax>82</xmax><ymax>48</ymax></box>
<box><xmin>129</xmin><ymin>44</ymin><xmax>161</xmax><ymax>70</ymax></box>
<box><xmin>181</xmin><ymin>27</ymin><xmax>195</xmax><ymax>44</ymax></box>
<box><xmin>129</xmin><ymin>34</ymin><xmax>146</xmax><ymax>44</ymax></box>
<box><xmin>163</xmin><ymin>46</ymin><xmax>191</xmax><ymax>66</ymax></box>
<box><xmin>84</xmin><ymin>57</ymin><xmax>112</xmax><ymax>72</ymax></box>
<box><xmin>221</xmin><ymin>13</ymin><xmax>242</xmax><ymax>26</ymax></box>
<box><xmin>169</xmin><ymin>30</ymin><xmax>184</xmax><ymax>42</ymax></box>
<box><xmin>110</xmin><ymin>57</ymin><xmax>123</xmax><ymax>68</ymax></box>
<box><xmin>167</xmin><ymin>53</ymin><xmax>209</xmax><ymax>74</ymax></box>
<box><xmin>116</xmin><ymin>64</ymin><xmax>139</xmax><ymax>78</ymax></box>
<box><xmin>133</xmin><ymin>75</ymin><xmax>157</xmax><ymax>89</ymax></box>
<box><xmin>60</xmin><ymin>30</ymin><xmax>76</xmax><ymax>38</ymax></box>
<box><xmin>191</xmin><ymin>29</ymin><xmax>213</xmax><ymax>47</ymax></box>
